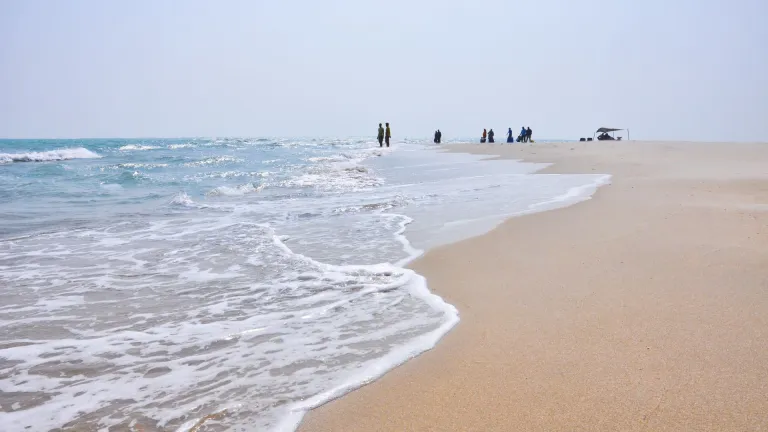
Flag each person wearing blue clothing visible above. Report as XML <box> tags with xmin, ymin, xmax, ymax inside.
<box><xmin>519</xmin><ymin>126</ymin><xmax>527</xmax><ymax>142</ymax></box>
<box><xmin>506</xmin><ymin>128</ymin><xmax>514</xmax><ymax>143</ymax></box>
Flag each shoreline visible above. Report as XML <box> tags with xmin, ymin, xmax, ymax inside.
<box><xmin>299</xmin><ymin>141</ymin><xmax>768</xmax><ymax>431</ymax></box>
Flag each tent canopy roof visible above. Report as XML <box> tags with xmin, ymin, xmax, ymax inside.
<box><xmin>596</xmin><ymin>127</ymin><xmax>623</xmax><ymax>133</ymax></box>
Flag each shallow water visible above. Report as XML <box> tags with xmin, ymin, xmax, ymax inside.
<box><xmin>0</xmin><ymin>138</ymin><xmax>609</xmax><ymax>431</ymax></box>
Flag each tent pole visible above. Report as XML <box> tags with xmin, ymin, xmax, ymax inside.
<box><xmin>628</xmin><ymin>129</ymin><xmax>630</xmax><ymax>140</ymax></box>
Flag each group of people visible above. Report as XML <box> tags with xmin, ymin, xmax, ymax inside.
<box><xmin>480</xmin><ymin>127</ymin><xmax>533</xmax><ymax>143</ymax></box>
<box><xmin>511</xmin><ymin>126</ymin><xmax>533</xmax><ymax>143</ymax></box>
<box><xmin>374</xmin><ymin>123</ymin><xmax>532</xmax><ymax>146</ymax></box>
<box><xmin>377</xmin><ymin>123</ymin><xmax>392</xmax><ymax>147</ymax></box>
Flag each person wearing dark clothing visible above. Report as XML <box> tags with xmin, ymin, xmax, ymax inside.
<box><xmin>434</xmin><ymin>130</ymin><xmax>439</xmax><ymax>143</ymax></box>
<box><xmin>481</xmin><ymin>129</ymin><xmax>487</xmax><ymax>143</ymax></box>
<box><xmin>385</xmin><ymin>123</ymin><xmax>391</xmax><ymax>147</ymax></box>
<box><xmin>520</xmin><ymin>126</ymin><xmax>527</xmax><ymax>143</ymax></box>
<box><xmin>377</xmin><ymin>123</ymin><xmax>384</xmax><ymax>147</ymax></box>
<box><xmin>526</xmin><ymin>127</ymin><xmax>533</xmax><ymax>143</ymax></box>
<box><xmin>436</xmin><ymin>129</ymin><xmax>442</xmax><ymax>143</ymax></box>
<box><xmin>507</xmin><ymin>128</ymin><xmax>514</xmax><ymax>143</ymax></box>
<box><xmin>488</xmin><ymin>129</ymin><xmax>495</xmax><ymax>143</ymax></box>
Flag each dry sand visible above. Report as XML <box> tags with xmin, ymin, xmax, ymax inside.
<box><xmin>299</xmin><ymin>141</ymin><xmax>768</xmax><ymax>431</ymax></box>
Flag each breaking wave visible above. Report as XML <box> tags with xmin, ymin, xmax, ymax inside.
<box><xmin>118</xmin><ymin>144</ymin><xmax>159</xmax><ymax>151</ymax></box>
<box><xmin>0</xmin><ymin>147</ymin><xmax>101</xmax><ymax>164</ymax></box>
<box><xmin>206</xmin><ymin>183</ymin><xmax>265</xmax><ymax>197</ymax></box>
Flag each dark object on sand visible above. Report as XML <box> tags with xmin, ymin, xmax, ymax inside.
<box><xmin>593</xmin><ymin>127</ymin><xmax>628</xmax><ymax>141</ymax></box>
<box><xmin>597</xmin><ymin>133</ymin><xmax>615</xmax><ymax>141</ymax></box>
<box><xmin>587</xmin><ymin>137</ymin><xmax>593</xmax><ymax>141</ymax></box>
<box><xmin>579</xmin><ymin>138</ymin><xmax>586</xmax><ymax>142</ymax></box>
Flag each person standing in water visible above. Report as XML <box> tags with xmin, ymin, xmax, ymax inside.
<box><xmin>385</xmin><ymin>123</ymin><xmax>391</xmax><ymax>147</ymax></box>
<box><xmin>377</xmin><ymin>123</ymin><xmax>385</xmax><ymax>147</ymax></box>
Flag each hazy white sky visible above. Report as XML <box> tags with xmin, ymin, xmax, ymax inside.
<box><xmin>1</xmin><ymin>0</ymin><xmax>766</xmax><ymax>141</ymax></box>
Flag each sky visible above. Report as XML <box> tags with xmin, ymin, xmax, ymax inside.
<box><xmin>1</xmin><ymin>0</ymin><xmax>767</xmax><ymax>141</ymax></box>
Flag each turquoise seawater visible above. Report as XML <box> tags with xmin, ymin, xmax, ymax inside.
<box><xmin>0</xmin><ymin>138</ymin><xmax>385</xmax><ymax>236</ymax></box>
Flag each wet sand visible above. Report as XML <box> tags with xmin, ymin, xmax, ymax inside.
<box><xmin>299</xmin><ymin>141</ymin><xmax>768</xmax><ymax>431</ymax></box>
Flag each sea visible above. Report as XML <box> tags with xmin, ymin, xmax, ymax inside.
<box><xmin>0</xmin><ymin>137</ymin><xmax>610</xmax><ymax>431</ymax></box>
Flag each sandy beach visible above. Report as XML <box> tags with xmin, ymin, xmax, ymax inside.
<box><xmin>299</xmin><ymin>141</ymin><xmax>768</xmax><ymax>431</ymax></box>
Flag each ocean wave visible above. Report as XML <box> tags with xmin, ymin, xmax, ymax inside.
<box><xmin>109</xmin><ymin>170</ymin><xmax>149</xmax><ymax>184</ymax></box>
<box><xmin>100</xmin><ymin>183</ymin><xmax>124</xmax><ymax>193</ymax></box>
<box><xmin>169</xmin><ymin>191</ymin><xmax>199</xmax><ymax>207</ymax></box>
<box><xmin>281</xmin><ymin>161</ymin><xmax>380</xmax><ymax>191</ymax></box>
<box><xmin>205</xmin><ymin>183</ymin><xmax>265</xmax><ymax>197</ymax></box>
<box><xmin>116</xmin><ymin>163</ymin><xmax>168</xmax><ymax>169</ymax></box>
<box><xmin>168</xmin><ymin>143</ymin><xmax>195</xmax><ymax>149</ymax></box>
<box><xmin>193</xmin><ymin>170</ymin><xmax>270</xmax><ymax>180</ymax></box>
<box><xmin>305</xmin><ymin>154</ymin><xmax>355</xmax><ymax>163</ymax></box>
<box><xmin>184</xmin><ymin>155</ymin><xmax>242</xmax><ymax>167</ymax></box>
<box><xmin>0</xmin><ymin>147</ymin><xmax>101</xmax><ymax>164</ymax></box>
<box><xmin>332</xmin><ymin>196</ymin><xmax>410</xmax><ymax>214</ymax></box>
<box><xmin>277</xmin><ymin>148</ymin><xmax>385</xmax><ymax>192</ymax></box>
<box><xmin>118</xmin><ymin>144</ymin><xmax>159</xmax><ymax>151</ymax></box>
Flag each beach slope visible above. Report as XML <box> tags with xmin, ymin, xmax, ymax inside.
<box><xmin>300</xmin><ymin>141</ymin><xmax>768</xmax><ymax>431</ymax></box>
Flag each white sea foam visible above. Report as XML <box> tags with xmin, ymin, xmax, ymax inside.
<box><xmin>280</xmin><ymin>158</ymin><xmax>382</xmax><ymax>191</ymax></box>
<box><xmin>169</xmin><ymin>192</ymin><xmax>200</xmax><ymax>207</ymax></box>
<box><xmin>190</xmin><ymin>170</ymin><xmax>270</xmax><ymax>180</ymax></box>
<box><xmin>117</xmin><ymin>162</ymin><xmax>169</xmax><ymax>169</ymax></box>
<box><xmin>184</xmin><ymin>155</ymin><xmax>242</xmax><ymax>167</ymax></box>
<box><xmin>305</xmin><ymin>153</ymin><xmax>355</xmax><ymax>163</ymax></box>
<box><xmin>0</xmin><ymin>147</ymin><xmax>101</xmax><ymax>163</ymax></box>
<box><xmin>100</xmin><ymin>183</ymin><xmax>124</xmax><ymax>192</ymax></box>
<box><xmin>118</xmin><ymin>144</ymin><xmax>159</xmax><ymax>151</ymax></box>
<box><xmin>206</xmin><ymin>183</ymin><xmax>265</xmax><ymax>197</ymax></box>
<box><xmin>0</xmin><ymin>217</ymin><xmax>456</xmax><ymax>431</ymax></box>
